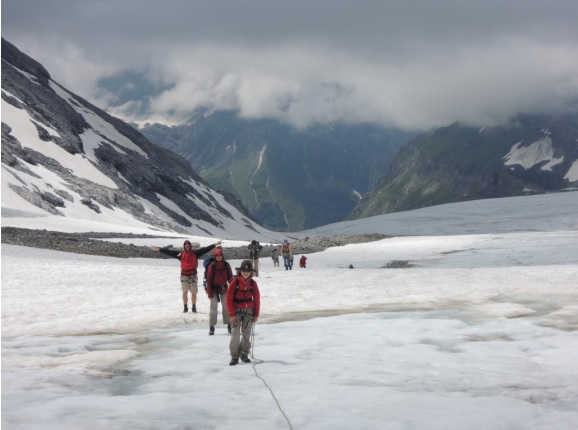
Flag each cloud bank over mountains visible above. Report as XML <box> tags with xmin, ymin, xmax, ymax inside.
<box><xmin>3</xmin><ymin>0</ymin><xmax>578</xmax><ymax>129</ymax></box>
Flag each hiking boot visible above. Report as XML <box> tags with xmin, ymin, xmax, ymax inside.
<box><xmin>227</xmin><ymin>323</ymin><xmax>231</xmax><ymax>334</ymax></box>
<box><xmin>192</xmin><ymin>305</ymin><xmax>197</xmax><ymax>313</ymax></box>
<box><xmin>183</xmin><ymin>305</ymin><xmax>188</xmax><ymax>313</ymax></box>
<box><xmin>209</xmin><ymin>326</ymin><xmax>215</xmax><ymax>335</ymax></box>
<box><xmin>229</xmin><ymin>358</ymin><xmax>239</xmax><ymax>366</ymax></box>
<box><xmin>240</xmin><ymin>355</ymin><xmax>251</xmax><ymax>363</ymax></box>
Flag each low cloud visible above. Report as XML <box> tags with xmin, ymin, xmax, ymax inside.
<box><xmin>4</xmin><ymin>0</ymin><xmax>578</xmax><ymax>130</ymax></box>
<box><xmin>104</xmin><ymin>39</ymin><xmax>578</xmax><ymax>130</ymax></box>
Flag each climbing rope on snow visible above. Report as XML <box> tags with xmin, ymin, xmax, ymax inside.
<box><xmin>250</xmin><ymin>322</ymin><xmax>294</xmax><ymax>430</ymax></box>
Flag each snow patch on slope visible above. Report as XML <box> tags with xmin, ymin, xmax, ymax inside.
<box><xmin>503</xmin><ymin>137</ymin><xmax>563</xmax><ymax>170</ymax></box>
<box><xmin>1</xmin><ymin>97</ymin><xmax>117</xmax><ymax>189</ymax></box>
<box><xmin>49</xmin><ymin>82</ymin><xmax>148</xmax><ymax>158</ymax></box>
<box><xmin>565</xmin><ymin>159</ymin><xmax>578</xmax><ymax>182</ymax></box>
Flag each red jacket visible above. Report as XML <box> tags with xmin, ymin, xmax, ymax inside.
<box><xmin>226</xmin><ymin>275</ymin><xmax>260</xmax><ymax>318</ymax></box>
<box><xmin>159</xmin><ymin>242</ymin><xmax>215</xmax><ymax>276</ymax></box>
<box><xmin>180</xmin><ymin>250</ymin><xmax>198</xmax><ymax>275</ymax></box>
<box><xmin>206</xmin><ymin>260</ymin><xmax>233</xmax><ymax>298</ymax></box>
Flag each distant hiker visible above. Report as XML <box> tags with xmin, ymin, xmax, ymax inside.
<box><xmin>281</xmin><ymin>240</ymin><xmax>293</xmax><ymax>270</ymax></box>
<box><xmin>226</xmin><ymin>260</ymin><xmax>260</xmax><ymax>366</ymax></box>
<box><xmin>348</xmin><ymin>264</ymin><xmax>354</xmax><ymax>269</ymax></box>
<box><xmin>247</xmin><ymin>240</ymin><xmax>263</xmax><ymax>276</ymax></box>
<box><xmin>206</xmin><ymin>247</ymin><xmax>233</xmax><ymax>335</ymax></box>
<box><xmin>151</xmin><ymin>240</ymin><xmax>221</xmax><ymax>313</ymax></box>
<box><xmin>299</xmin><ymin>255</ymin><xmax>307</xmax><ymax>268</ymax></box>
<box><xmin>271</xmin><ymin>247</ymin><xmax>280</xmax><ymax>267</ymax></box>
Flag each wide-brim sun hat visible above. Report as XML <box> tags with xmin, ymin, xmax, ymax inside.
<box><xmin>235</xmin><ymin>260</ymin><xmax>256</xmax><ymax>272</ymax></box>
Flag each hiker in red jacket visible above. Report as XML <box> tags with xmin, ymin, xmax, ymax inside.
<box><xmin>299</xmin><ymin>255</ymin><xmax>307</xmax><ymax>268</ymax></box>
<box><xmin>151</xmin><ymin>240</ymin><xmax>221</xmax><ymax>313</ymax></box>
<box><xmin>226</xmin><ymin>260</ymin><xmax>260</xmax><ymax>366</ymax></box>
<box><xmin>206</xmin><ymin>247</ymin><xmax>233</xmax><ymax>335</ymax></box>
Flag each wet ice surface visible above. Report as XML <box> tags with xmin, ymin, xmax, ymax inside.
<box><xmin>2</xmin><ymin>194</ymin><xmax>578</xmax><ymax>429</ymax></box>
<box><xmin>3</xmin><ymin>301</ymin><xmax>577</xmax><ymax>430</ymax></box>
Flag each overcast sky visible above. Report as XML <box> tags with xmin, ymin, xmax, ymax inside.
<box><xmin>3</xmin><ymin>0</ymin><xmax>578</xmax><ymax>129</ymax></box>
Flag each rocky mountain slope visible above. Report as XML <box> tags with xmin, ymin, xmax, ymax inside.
<box><xmin>1</xmin><ymin>38</ymin><xmax>269</xmax><ymax>240</ymax></box>
<box><xmin>1</xmin><ymin>226</ymin><xmax>387</xmax><ymax>260</ymax></box>
<box><xmin>350</xmin><ymin>115</ymin><xmax>578</xmax><ymax>218</ymax></box>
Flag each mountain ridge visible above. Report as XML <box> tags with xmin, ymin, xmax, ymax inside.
<box><xmin>349</xmin><ymin>115</ymin><xmax>578</xmax><ymax>218</ymax></box>
<box><xmin>138</xmin><ymin>112</ymin><xmax>416</xmax><ymax>231</ymax></box>
<box><xmin>1</xmin><ymin>38</ymin><xmax>272</xmax><ymax>241</ymax></box>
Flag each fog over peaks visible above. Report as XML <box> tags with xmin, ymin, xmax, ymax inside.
<box><xmin>3</xmin><ymin>0</ymin><xmax>578</xmax><ymax>129</ymax></box>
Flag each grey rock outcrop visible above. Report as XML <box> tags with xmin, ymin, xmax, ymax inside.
<box><xmin>2</xmin><ymin>38</ymin><xmax>258</xmax><ymax>235</ymax></box>
<box><xmin>1</xmin><ymin>227</ymin><xmax>390</xmax><ymax>260</ymax></box>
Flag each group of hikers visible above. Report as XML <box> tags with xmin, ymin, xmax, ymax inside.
<box><xmin>151</xmin><ymin>238</ymin><xmax>306</xmax><ymax>366</ymax></box>
<box><xmin>270</xmin><ymin>239</ymin><xmax>306</xmax><ymax>269</ymax></box>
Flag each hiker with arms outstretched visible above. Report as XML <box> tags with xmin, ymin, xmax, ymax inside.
<box><xmin>151</xmin><ymin>240</ymin><xmax>221</xmax><ymax>313</ymax></box>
